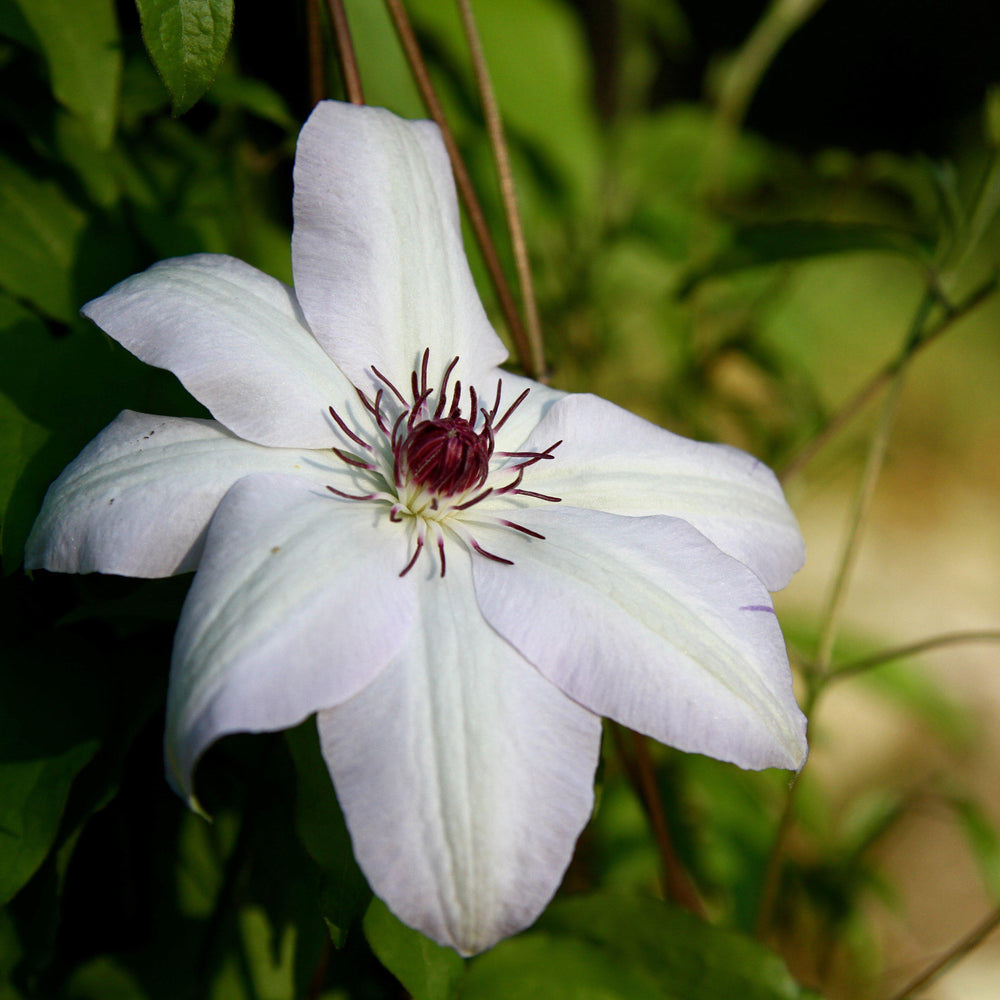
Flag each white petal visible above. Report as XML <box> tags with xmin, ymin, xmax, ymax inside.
<box><xmin>166</xmin><ymin>474</ymin><xmax>416</xmax><ymax>800</ymax></box>
<box><xmin>504</xmin><ymin>393</ymin><xmax>804</xmax><ymax>591</ymax></box>
<box><xmin>471</xmin><ymin>507</ymin><xmax>807</xmax><ymax>771</ymax></box>
<box><xmin>25</xmin><ymin>411</ymin><xmax>346</xmax><ymax>577</ymax></box>
<box><xmin>82</xmin><ymin>254</ymin><xmax>363</xmax><ymax>448</ymax></box>
<box><xmin>317</xmin><ymin>550</ymin><xmax>601</xmax><ymax>955</ymax></box>
<box><xmin>292</xmin><ymin>102</ymin><xmax>507</xmax><ymax>393</ymax></box>
<box><xmin>483</xmin><ymin>370</ymin><xmax>566</xmax><ymax>452</ymax></box>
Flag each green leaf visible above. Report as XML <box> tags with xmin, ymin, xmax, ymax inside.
<box><xmin>0</xmin><ymin>639</ymin><xmax>108</xmax><ymax>904</ymax></box>
<box><xmin>285</xmin><ymin>721</ymin><xmax>370</xmax><ymax>947</ymax></box>
<box><xmin>10</xmin><ymin>0</ymin><xmax>121</xmax><ymax>148</ymax></box>
<box><xmin>363</xmin><ymin>898</ymin><xmax>465</xmax><ymax>1000</ymax></box>
<box><xmin>461</xmin><ymin>893</ymin><xmax>820</xmax><ymax>1000</ymax></box>
<box><xmin>0</xmin><ymin>156</ymin><xmax>87</xmax><ymax>322</ymax></box>
<box><xmin>459</xmin><ymin>933</ymin><xmax>664</xmax><ymax>1000</ymax></box>
<box><xmin>135</xmin><ymin>0</ymin><xmax>234</xmax><ymax>116</ymax></box>
<box><xmin>678</xmin><ymin>221</ymin><xmax>929</xmax><ymax>297</ymax></box>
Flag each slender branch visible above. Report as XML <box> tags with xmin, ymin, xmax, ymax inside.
<box><xmin>780</xmin><ymin>276</ymin><xmax>997</xmax><ymax>482</ymax></box>
<box><xmin>830</xmin><ymin>630</ymin><xmax>1000</xmax><ymax>684</ymax></box>
<box><xmin>456</xmin><ymin>0</ymin><xmax>545</xmax><ymax>379</ymax></box>
<box><xmin>887</xmin><ymin>905</ymin><xmax>1000</xmax><ymax>1000</ymax></box>
<box><xmin>611</xmin><ymin>725</ymin><xmax>705</xmax><ymax>917</ymax></box>
<box><xmin>326</xmin><ymin>0</ymin><xmax>364</xmax><ymax>105</ymax></box>
<box><xmin>753</xmin><ymin>772</ymin><xmax>802</xmax><ymax>939</ymax></box>
<box><xmin>383</xmin><ymin>0</ymin><xmax>534</xmax><ymax>371</ymax></box>
<box><xmin>306</xmin><ymin>0</ymin><xmax>326</xmax><ymax>106</ymax></box>
<box><xmin>701</xmin><ymin>0</ymin><xmax>828</xmax><ymax>199</ymax></box>
<box><xmin>813</xmin><ymin>360</ymin><xmax>910</xmax><ymax>674</ymax></box>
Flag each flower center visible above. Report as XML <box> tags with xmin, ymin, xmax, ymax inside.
<box><xmin>325</xmin><ymin>349</ymin><xmax>561</xmax><ymax>578</ymax></box>
<box><xmin>399</xmin><ymin>417</ymin><xmax>491</xmax><ymax>496</ymax></box>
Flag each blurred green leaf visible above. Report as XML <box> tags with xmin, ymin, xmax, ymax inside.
<box><xmin>0</xmin><ymin>637</ymin><xmax>107</xmax><ymax>904</ymax></box>
<box><xmin>135</xmin><ymin>0</ymin><xmax>234</xmax><ymax>116</ymax></box>
<box><xmin>363</xmin><ymin>897</ymin><xmax>464</xmax><ymax>1000</ymax></box>
<box><xmin>679</xmin><ymin>221</ymin><xmax>929</xmax><ymax>297</ymax></box>
<box><xmin>207</xmin><ymin>69</ymin><xmax>296</xmax><ymax>130</ymax></box>
<box><xmin>860</xmin><ymin>659</ymin><xmax>974</xmax><ymax>750</ymax></box>
<box><xmin>459</xmin><ymin>934</ymin><xmax>664</xmax><ymax>1000</ymax></box>
<box><xmin>10</xmin><ymin>0</ymin><xmax>120</xmax><ymax>147</ymax></box>
<box><xmin>950</xmin><ymin>793</ymin><xmax>1000</xmax><ymax>902</ymax></box>
<box><xmin>285</xmin><ymin>722</ymin><xmax>370</xmax><ymax>947</ymax></box>
<box><xmin>468</xmin><ymin>893</ymin><xmax>820</xmax><ymax>1000</ymax></box>
<box><xmin>64</xmin><ymin>956</ymin><xmax>151</xmax><ymax>1000</ymax></box>
<box><xmin>0</xmin><ymin>156</ymin><xmax>86</xmax><ymax>322</ymax></box>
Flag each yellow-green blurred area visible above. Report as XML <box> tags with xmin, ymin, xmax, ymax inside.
<box><xmin>3</xmin><ymin>0</ymin><xmax>1000</xmax><ymax>998</ymax></box>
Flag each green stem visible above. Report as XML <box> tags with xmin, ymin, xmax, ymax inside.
<box><xmin>701</xmin><ymin>0</ymin><xmax>828</xmax><ymax>199</ymax></box>
<box><xmin>780</xmin><ymin>277</ymin><xmax>997</xmax><ymax>483</ymax></box>
<box><xmin>830</xmin><ymin>630</ymin><xmax>1000</xmax><ymax>684</ymax></box>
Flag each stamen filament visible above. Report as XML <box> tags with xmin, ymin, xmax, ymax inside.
<box><xmin>328</xmin><ymin>405</ymin><xmax>373</xmax><ymax>451</ymax></box>
<box><xmin>333</xmin><ymin>448</ymin><xmax>375</xmax><ymax>470</ymax></box>
<box><xmin>372</xmin><ymin>365</ymin><xmax>409</xmax><ymax>406</ymax></box>
<box><xmin>327</xmin><ymin>485</ymin><xmax>379</xmax><ymax>501</ymax></box>
<box><xmin>493</xmin><ymin>387</ymin><xmax>530</xmax><ymax>432</ymax></box>
<box><xmin>471</xmin><ymin>540</ymin><xmax>514</xmax><ymax>565</ymax></box>
<box><xmin>500</xmin><ymin>519</ymin><xmax>546</xmax><ymax>539</ymax></box>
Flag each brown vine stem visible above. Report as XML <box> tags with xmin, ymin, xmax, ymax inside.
<box><xmin>456</xmin><ymin>0</ymin><xmax>546</xmax><ymax>379</ymax></box>
<box><xmin>886</xmin><ymin>905</ymin><xmax>1000</xmax><ymax>1000</ymax></box>
<box><xmin>779</xmin><ymin>275</ymin><xmax>997</xmax><ymax>483</ymax></box>
<box><xmin>326</xmin><ymin>0</ymin><xmax>364</xmax><ymax>105</ymax></box>
<box><xmin>829</xmin><ymin>630</ymin><xmax>1000</xmax><ymax>685</ymax></box>
<box><xmin>384</xmin><ymin>0</ymin><xmax>534</xmax><ymax>372</ymax></box>
<box><xmin>306</xmin><ymin>0</ymin><xmax>326</xmax><ymax>106</ymax></box>
<box><xmin>611</xmin><ymin>725</ymin><xmax>705</xmax><ymax>917</ymax></box>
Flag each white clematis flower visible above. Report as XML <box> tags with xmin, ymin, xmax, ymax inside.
<box><xmin>26</xmin><ymin>101</ymin><xmax>807</xmax><ymax>955</ymax></box>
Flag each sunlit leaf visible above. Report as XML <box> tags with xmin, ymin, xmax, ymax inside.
<box><xmin>459</xmin><ymin>933</ymin><xmax>663</xmax><ymax>1000</ymax></box>
<box><xmin>461</xmin><ymin>893</ymin><xmax>820</xmax><ymax>1000</ymax></box>
<box><xmin>135</xmin><ymin>0</ymin><xmax>234</xmax><ymax>116</ymax></box>
<box><xmin>10</xmin><ymin>0</ymin><xmax>120</xmax><ymax>148</ymax></box>
<box><xmin>364</xmin><ymin>898</ymin><xmax>464</xmax><ymax>1000</ymax></box>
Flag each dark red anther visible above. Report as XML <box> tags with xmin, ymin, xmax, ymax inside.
<box><xmin>399</xmin><ymin>417</ymin><xmax>492</xmax><ymax>496</ymax></box>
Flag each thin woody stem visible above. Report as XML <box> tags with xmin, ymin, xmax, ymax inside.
<box><xmin>886</xmin><ymin>905</ymin><xmax>1000</xmax><ymax>1000</ymax></box>
<box><xmin>306</xmin><ymin>0</ymin><xmax>326</xmax><ymax>106</ymax></box>
<box><xmin>780</xmin><ymin>276</ymin><xmax>997</xmax><ymax>483</ymax></box>
<box><xmin>326</xmin><ymin>0</ymin><xmax>364</xmax><ymax>105</ymax></box>
<box><xmin>829</xmin><ymin>630</ymin><xmax>1000</xmax><ymax>684</ymax></box>
<box><xmin>456</xmin><ymin>0</ymin><xmax>546</xmax><ymax>379</ymax></box>
<box><xmin>611</xmin><ymin>725</ymin><xmax>705</xmax><ymax>917</ymax></box>
<box><xmin>758</xmin><ymin>288</ymin><xmax>936</xmax><ymax>940</ymax></box>
<box><xmin>383</xmin><ymin>0</ymin><xmax>534</xmax><ymax>372</ymax></box>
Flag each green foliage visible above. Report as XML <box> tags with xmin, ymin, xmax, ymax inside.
<box><xmin>8</xmin><ymin>0</ymin><xmax>120</xmax><ymax>147</ymax></box>
<box><xmin>363</xmin><ymin>898</ymin><xmax>465</xmax><ymax>1000</ymax></box>
<box><xmin>135</xmin><ymin>0</ymin><xmax>234</xmax><ymax>116</ymax></box>
<box><xmin>461</xmin><ymin>893</ymin><xmax>820</xmax><ymax>1000</ymax></box>
<box><xmin>2</xmin><ymin>0</ymin><xmax>1000</xmax><ymax>998</ymax></box>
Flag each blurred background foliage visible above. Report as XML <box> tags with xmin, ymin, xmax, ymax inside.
<box><xmin>2</xmin><ymin>0</ymin><xmax>1000</xmax><ymax>997</ymax></box>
